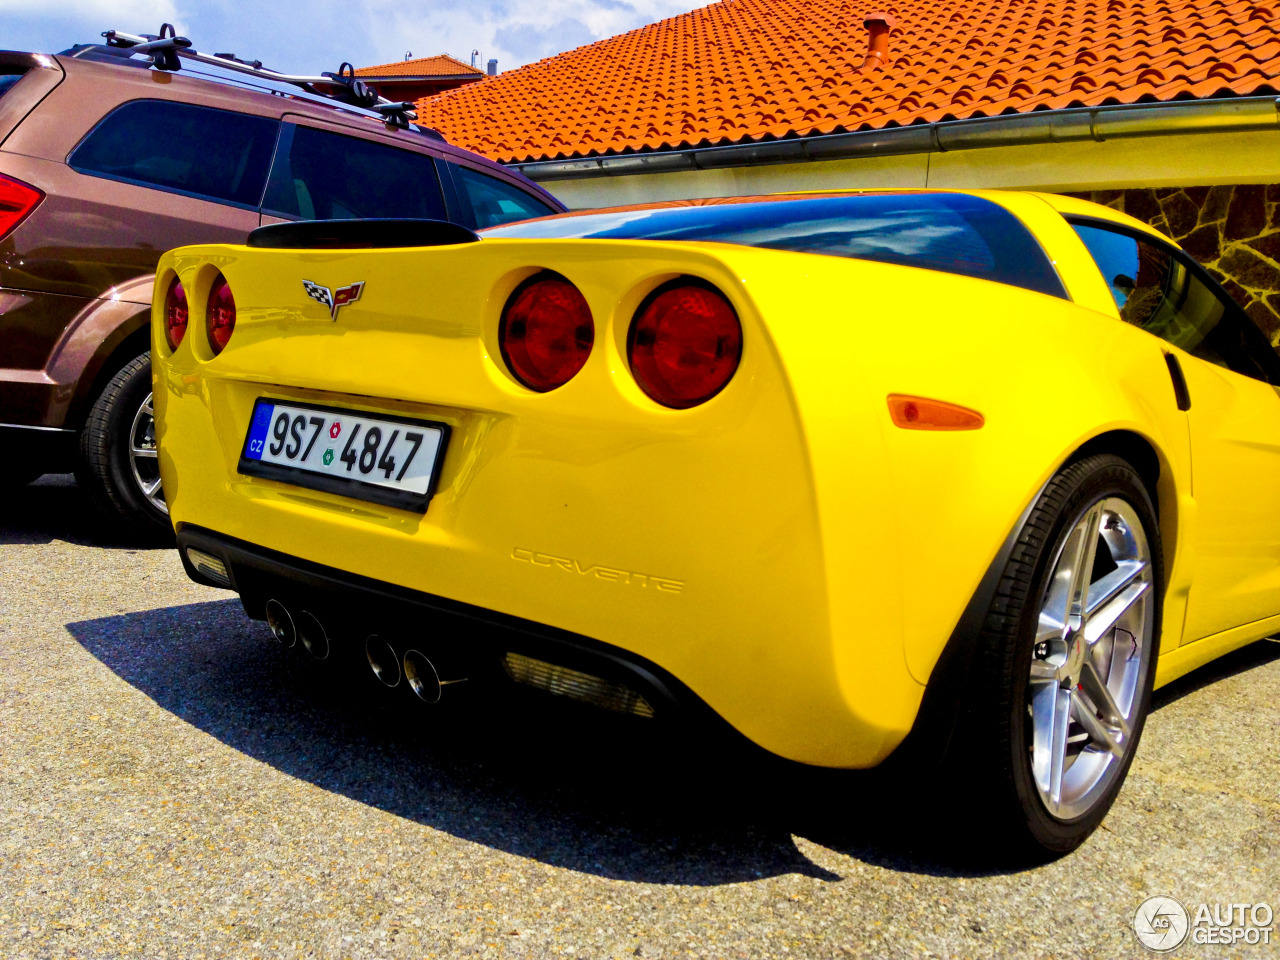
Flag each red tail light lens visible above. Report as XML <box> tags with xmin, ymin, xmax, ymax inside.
<box><xmin>0</xmin><ymin>173</ymin><xmax>43</xmax><ymax>240</ymax></box>
<box><xmin>499</xmin><ymin>272</ymin><xmax>594</xmax><ymax>391</ymax></box>
<box><xmin>628</xmin><ymin>280</ymin><xmax>742</xmax><ymax>408</ymax></box>
<box><xmin>164</xmin><ymin>277</ymin><xmax>188</xmax><ymax>351</ymax></box>
<box><xmin>206</xmin><ymin>273</ymin><xmax>236</xmax><ymax>355</ymax></box>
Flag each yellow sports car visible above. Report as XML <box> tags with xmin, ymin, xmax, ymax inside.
<box><xmin>152</xmin><ymin>191</ymin><xmax>1280</xmax><ymax>856</ymax></box>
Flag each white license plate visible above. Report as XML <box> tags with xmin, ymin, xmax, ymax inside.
<box><xmin>239</xmin><ymin>399</ymin><xmax>449</xmax><ymax>512</ymax></box>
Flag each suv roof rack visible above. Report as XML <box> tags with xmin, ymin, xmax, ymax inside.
<box><xmin>80</xmin><ymin>24</ymin><xmax>428</xmax><ymax>134</ymax></box>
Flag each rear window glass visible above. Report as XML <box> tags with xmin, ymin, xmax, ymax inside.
<box><xmin>450</xmin><ymin>163</ymin><xmax>556</xmax><ymax>229</ymax></box>
<box><xmin>0</xmin><ymin>71</ymin><xmax>27</xmax><ymax>99</ymax></box>
<box><xmin>69</xmin><ymin>100</ymin><xmax>278</xmax><ymax>208</ymax></box>
<box><xmin>485</xmin><ymin>193</ymin><xmax>1067</xmax><ymax>298</ymax></box>
<box><xmin>262</xmin><ymin>124</ymin><xmax>446</xmax><ymax>221</ymax></box>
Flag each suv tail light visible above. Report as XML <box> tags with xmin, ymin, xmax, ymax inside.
<box><xmin>164</xmin><ymin>277</ymin><xmax>188</xmax><ymax>351</ymax></box>
<box><xmin>499</xmin><ymin>272</ymin><xmax>594</xmax><ymax>391</ymax></box>
<box><xmin>206</xmin><ymin>274</ymin><xmax>236</xmax><ymax>355</ymax></box>
<box><xmin>0</xmin><ymin>173</ymin><xmax>43</xmax><ymax>240</ymax></box>
<box><xmin>628</xmin><ymin>280</ymin><xmax>742</xmax><ymax>408</ymax></box>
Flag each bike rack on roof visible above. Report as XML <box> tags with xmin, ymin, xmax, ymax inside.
<box><xmin>94</xmin><ymin>23</ymin><xmax>423</xmax><ymax>132</ymax></box>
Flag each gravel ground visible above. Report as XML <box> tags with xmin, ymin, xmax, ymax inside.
<box><xmin>1</xmin><ymin>475</ymin><xmax>1277</xmax><ymax>960</ymax></box>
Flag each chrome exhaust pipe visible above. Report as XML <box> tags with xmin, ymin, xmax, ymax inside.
<box><xmin>296</xmin><ymin>610</ymin><xmax>329</xmax><ymax>660</ymax></box>
<box><xmin>403</xmin><ymin>649</ymin><xmax>467</xmax><ymax>704</ymax></box>
<box><xmin>365</xmin><ymin>634</ymin><xmax>401</xmax><ymax>687</ymax></box>
<box><xmin>264</xmin><ymin>599</ymin><xmax>296</xmax><ymax>648</ymax></box>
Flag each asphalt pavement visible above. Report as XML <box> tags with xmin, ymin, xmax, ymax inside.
<box><xmin>1</xmin><ymin>475</ymin><xmax>1277</xmax><ymax>959</ymax></box>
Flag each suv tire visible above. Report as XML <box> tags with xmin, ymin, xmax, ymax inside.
<box><xmin>76</xmin><ymin>352</ymin><xmax>171</xmax><ymax>539</ymax></box>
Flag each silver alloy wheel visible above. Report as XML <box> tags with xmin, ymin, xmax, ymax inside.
<box><xmin>1028</xmin><ymin>495</ymin><xmax>1154</xmax><ymax>820</ymax></box>
<box><xmin>128</xmin><ymin>391</ymin><xmax>167</xmax><ymax>515</ymax></box>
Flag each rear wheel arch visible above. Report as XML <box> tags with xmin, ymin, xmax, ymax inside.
<box><xmin>66</xmin><ymin>315</ymin><xmax>151</xmax><ymax>432</ymax></box>
<box><xmin>1063</xmin><ymin>429</ymin><xmax>1179</xmax><ymax>582</ymax></box>
<box><xmin>1066</xmin><ymin>430</ymin><xmax>1160</xmax><ymax>508</ymax></box>
<box><xmin>888</xmin><ymin>431</ymin><xmax>1173</xmax><ymax>774</ymax></box>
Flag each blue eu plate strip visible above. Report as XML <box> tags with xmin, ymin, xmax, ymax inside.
<box><xmin>245</xmin><ymin>402</ymin><xmax>275</xmax><ymax>460</ymax></box>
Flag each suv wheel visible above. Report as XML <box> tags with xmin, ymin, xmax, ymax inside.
<box><xmin>76</xmin><ymin>352</ymin><xmax>171</xmax><ymax>538</ymax></box>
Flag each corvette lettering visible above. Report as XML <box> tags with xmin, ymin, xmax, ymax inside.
<box><xmin>302</xmin><ymin>279</ymin><xmax>365</xmax><ymax>320</ymax></box>
<box><xmin>512</xmin><ymin>547</ymin><xmax>684</xmax><ymax>593</ymax></box>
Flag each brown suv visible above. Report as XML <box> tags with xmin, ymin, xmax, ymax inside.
<box><xmin>0</xmin><ymin>32</ymin><xmax>563</xmax><ymax>535</ymax></box>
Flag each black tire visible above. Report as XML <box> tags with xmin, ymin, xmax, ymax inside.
<box><xmin>962</xmin><ymin>454</ymin><xmax>1162</xmax><ymax>858</ymax></box>
<box><xmin>75</xmin><ymin>352</ymin><xmax>172</xmax><ymax>539</ymax></box>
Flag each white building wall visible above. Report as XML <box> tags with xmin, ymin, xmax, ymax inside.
<box><xmin>537</xmin><ymin>129</ymin><xmax>1280</xmax><ymax>209</ymax></box>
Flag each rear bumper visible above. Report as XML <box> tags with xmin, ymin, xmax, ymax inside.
<box><xmin>158</xmin><ymin>373</ymin><xmax>925</xmax><ymax>768</ymax></box>
<box><xmin>178</xmin><ymin>523</ymin><xmax>712</xmax><ymax>723</ymax></box>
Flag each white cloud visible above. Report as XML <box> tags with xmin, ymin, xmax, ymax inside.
<box><xmin>0</xmin><ymin>0</ymin><xmax>180</xmax><ymax>22</ymax></box>
<box><xmin>0</xmin><ymin>0</ymin><xmax>705</xmax><ymax>76</ymax></box>
<box><xmin>361</xmin><ymin>0</ymin><xmax>703</xmax><ymax>72</ymax></box>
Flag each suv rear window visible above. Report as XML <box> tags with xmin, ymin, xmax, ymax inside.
<box><xmin>449</xmin><ymin>163</ymin><xmax>556</xmax><ymax>228</ymax></box>
<box><xmin>0</xmin><ymin>70</ymin><xmax>28</xmax><ymax>100</ymax></box>
<box><xmin>69</xmin><ymin>100</ymin><xmax>278</xmax><ymax>208</ymax></box>
<box><xmin>262</xmin><ymin>124</ymin><xmax>446</xmax><ymax>221</ymax></box>
<box><xmin>485</xmin><ymin>193</ymin><xmax>1067</xmax><ymax>298</ymax></box>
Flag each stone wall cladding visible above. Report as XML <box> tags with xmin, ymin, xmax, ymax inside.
<box><xmin>1066</xmin><ymin>185</ymin><xmax>1280</xmax><ymax>346</ymax></box>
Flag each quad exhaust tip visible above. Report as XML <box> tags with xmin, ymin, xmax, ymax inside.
<box><xmin>403</xmin><ymin>649</ymin><xmax>442</xmax><ymax>704</ymax></box>
<box><xmin>296</xmin><ymin>610</ymin><xmax>330</xmax><ymax>660</ymax></box>
<box><xmin>365</xmin><ymin>634</ymin><xmax>401</xmax><ymax>687</ymax></box>
<box><xmin>265</xmin><ymin>599</ymin><xmax>296</xmax><ymax>648</ymax></box>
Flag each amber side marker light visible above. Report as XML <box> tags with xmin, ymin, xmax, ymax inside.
<box><xmin>888</xmin><ymin>394</ymin><xmax>984</xmax><ymax>430</ymax></box>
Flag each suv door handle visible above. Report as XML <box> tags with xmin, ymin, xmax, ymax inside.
<box><xmin>1164</xmin><ymin>352</ymin><xmax>1192</xmax><ymax>411</ymax></box>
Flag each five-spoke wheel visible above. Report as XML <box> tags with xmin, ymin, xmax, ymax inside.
<box><xmin>1027</xmin><ymin>495</ymin><xmax>1154</xmax><ymax>820</ymax></box>
<box><xmin>963</xmin><ymin>453</ymin><xmax>1161</xmax><ymax>857</ymax></box>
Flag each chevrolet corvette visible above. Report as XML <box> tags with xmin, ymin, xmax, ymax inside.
<box><xmin>151</xmin><ymin>191</ymin><xmax>1280</xmax><ymax>855</ymax></box>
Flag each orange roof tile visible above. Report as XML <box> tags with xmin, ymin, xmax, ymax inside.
<box><xmin>356</xmin><ymin>53</ymin><xmax>482</xmax><ymax>78</ymax></box>
<box><xmin>415</xmin><ymin>0</ymin><xmax>1280</xmax><ymax>164</ymax></box>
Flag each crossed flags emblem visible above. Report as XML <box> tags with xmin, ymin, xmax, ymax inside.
<box><xmin>303</xmin><ymin>279</ymin><xmax>365</xmax><ymax>320</ymax></box>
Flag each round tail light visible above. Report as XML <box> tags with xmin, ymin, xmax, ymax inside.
<box><xmin>628</xmin><ymin>280</ymin><xmax>742</xmax><ymax>408</ymax></box>
<box><xmin>164</xmin><ymin>276</ymin><xmax>188</xmax><ymax>351</ymax></box>
<box><xmin>206</xmin><ymin>273</ymin><xmax>236</xmax><ymax>355</ymax></box>
<box><xmin>499</xmin><ymin>272</ymin><xmax>593</xmax><ymax>391</ymax></box>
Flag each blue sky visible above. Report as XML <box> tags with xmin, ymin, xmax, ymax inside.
<box><xmin>3</xmin><ymin>0</ymin><xmax>701</xmax><ymax>76</ymax></box>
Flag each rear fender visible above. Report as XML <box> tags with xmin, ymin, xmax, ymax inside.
<box><xmin>49</xmin><ymin>275</ymin><xmax>153</xmax><ymax>428</ymax></box>
<box><xmin>736</xmin><ymin>251</ymin><xmax>1192</xmax><ymax>696</ymax></box>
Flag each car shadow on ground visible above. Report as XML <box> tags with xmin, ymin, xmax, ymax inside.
<box><xmin>32</xmin><ymin>465</ymin><xmax>1280</xmax><ymax>885</ymax></box>
<box><xmin>0</xmin><ymin>474</ymin><xmax>172</xmax><ymax>549</ymax></box>
<box><xmin>63</xmin><ymin>597</ymin><xmax>1062</xmax><ymax>885</ymax></box>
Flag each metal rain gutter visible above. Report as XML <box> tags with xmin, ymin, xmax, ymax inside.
<box><xmin>509</xmin><ymin>96</ymin><xmax>1280</xmax><ymax>182</ymax></box>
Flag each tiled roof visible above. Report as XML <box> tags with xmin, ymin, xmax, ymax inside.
<box><xmin>355</xmin><ymin>53</ymin><xmax>482</xmax><ymax>79</ymax></box>
<box><xmin>415</xmin><ymin>0</ymin><xmax>1280</xmax><ymax>164</ymax></box>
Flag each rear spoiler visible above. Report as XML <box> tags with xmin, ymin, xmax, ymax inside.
<box><xmin>247</xmin><ymin>219</ymin><xmax>481</xmax><ymax>250</ymax></box>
